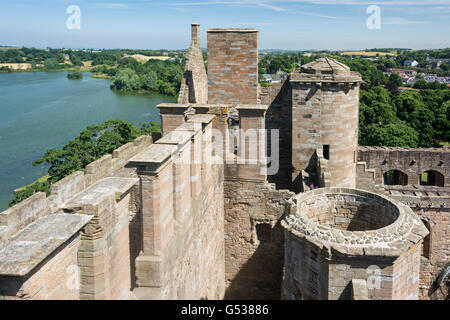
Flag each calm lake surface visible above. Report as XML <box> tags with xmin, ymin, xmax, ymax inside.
<box><xmin>0</xmin><ymin>72</ymin><xmax>175</xmax><ymax>211</ymax></box>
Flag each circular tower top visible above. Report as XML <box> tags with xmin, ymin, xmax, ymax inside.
<box><xmin>302</xmin><ymin>57</ymin><xmax>350</xmax><ymax>76</ymax></box>
<box><xmin>290</xmin><ymin>57</ymin><xmax>362</xmax><ymax>83</ymax></box>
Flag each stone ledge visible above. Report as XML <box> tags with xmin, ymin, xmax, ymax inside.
<box><xmin>129</xmin><ymin>144</ymin><xmax>177</xmax><ymax>166</ymax></box>
<box><xmin>156</xmin><ymin>130</ymin><xmax>193</xmax><ymax>147</ymax></box>
<box><xmin>157</xmin><ymin>103</ymin><xmax>190</xmax><ymax>109</ymax></box>
<box><xmin>358</xmin><ymin>145</ymin><xmax>450</xmax><ymax>153</ymax></box>
<box><xmin>187</xmin><ymin>114</ymin><xmax>216</xmax><ymax>124</ymax></box>
<box><xmin>63</xmin><ymin>177</ymin><xmax>139</xmax><ymax>208</ymax></box>
<box><xmin>174</xmin><ymin>122</ymin><xmax>203</xmax><ymax>135</ymax></box>
<box><xmin>207</xmin><ymin>28</ymin><xmax>258</xmax><ymax>33</ymax></box>
<box><xmin>0</xmin><ymin>214</ymin><xmax>92</xmax><ymax>276</ymax></box>
<box><xmin>235</xmin><ymin>104</ymin><xmax>269</xmax><ymax>111</ymax></box>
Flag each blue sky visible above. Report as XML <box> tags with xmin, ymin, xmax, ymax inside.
<box><xmin>0</xmin><ymin>0</ymin><xmax>449</xmax><ymax>50</ymax></box>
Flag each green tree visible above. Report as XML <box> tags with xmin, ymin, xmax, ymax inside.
<box><xmin>363</xmin><ymin>121</ymin><xmax>419</xmax><ymax>148</ymax></box>
<box><xmin>70</xmin><ymin>54</ymin><xmax>82</xmax><ymax>66</ymax></box>
<box><xmin>110</xmin><ymin>68</ymin><xmax>141</xmax><ymax>92</ymax></box>
<box><xmin>144</xmin><ymin>71</ymin><xmax>158</xmax><ymax>91</ymax></box>
<box><xmin>44</xmin><ymin>57</ymin><xmax>58</xmax><ymax>70</ymax></box>
<box><xmin>392</xmin><ymin>91</ymin><xmax>436</xmax><ymax>146</ymax></box>
<box><xmin>9</xmin><ymin>179</ymin><xmax>51</xmax><ymax>207</ymax></box>
<box><xmin>32</xmin><ymin>120</ymin><xmax>159</xmax><ymax>184</ymax></box>
<box><xmin>413</xmin><ymin>79</ymin><xmax>428</xmax><ymax>89</ymax></box>
<box><xmin>67</xmin><ymin>70</ymin><xmax>83</xmax><ymax>80</ymax></box>
<box><xmin>389</xmin><ymin>73</ymin><xmax>403</xmax><ymax>87</ymax></box>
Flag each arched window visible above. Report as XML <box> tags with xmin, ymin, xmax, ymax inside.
<box><xmin>420</xmin><ymin>170</ymin><xmax>444</xmax><ymax>187</ymax></box>
<box><xmin>383</xmin><ymin>170</ymin><xmax>408</xmax><ymax>186</ymax></box>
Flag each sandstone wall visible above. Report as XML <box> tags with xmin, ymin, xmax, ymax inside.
<box><xmin>65</xmin><ymin>179</ymin><xmax>138</xmax><ymax>300</ymax></box>
<box><xmin>0</xmin><ymin>214</ymin><xmax>92</xmax><ymax>300</ymax></box>
<box><xmin>0</xmin><ymin>233</ymin><xmax>82</xmax><ymax>300</ymax></box>
<box><xmin>224</xmin><ymin>181</ymin><xmax>294</xmax><ymax>299</ymax></box>
<box><xmin>387</xmin><ymin>189</ymin><xmax>450</xmax><ymax>300</ymax></box>
<box><xmin>417</xmin><ymin>207</ymin><xmax>450</xmax><ymax>300</ymax></box>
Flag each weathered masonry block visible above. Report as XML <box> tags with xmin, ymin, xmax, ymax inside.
<box><xmin>282</xmin><ymin>188</ymin><xmax>429</xmax><ymax>300</ymax></box>
<box><xmin>0</xmin><ymin>214</ymin><xmax>91</xmax><ymax>299</ymax></box>
<box><xmin>207</xmin><ymin>28</ymin><xmax>259</xmax><ymax>105</ymax></box>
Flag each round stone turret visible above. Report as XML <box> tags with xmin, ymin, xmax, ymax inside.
<box><xmin>281</xmin><ymin>187</ymin><xmax>429</xmax><ymax>300</ymax></box>
<box><xmin>289</xmin><ymin>58</ymin><xmax>363</xmax><ymax>190</ymax></box>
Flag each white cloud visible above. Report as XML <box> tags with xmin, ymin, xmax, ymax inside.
<box><xmin>95</xmin><ymin>3</ymin><xmax>127</xmax><ymax>9</ymax></box>
<box><xmin>384</xmin><ymin>17</ymin><xmax>424</xmax><ymax>24</ymax></box>
<box><xmin>166</xmin><ymin>0</ymin><xmax>287</xmax><ymax>12</ymax></box>
<box><xmin>259</xmin><ymin>3</ymin><xmax>287</xmax><ymax>11</ymax></box>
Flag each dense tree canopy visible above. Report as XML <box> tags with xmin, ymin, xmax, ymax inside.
<box><xmin>109</xmin><ymin>60</ymin><xmax>184</xmax><ymax>96</ymax></box>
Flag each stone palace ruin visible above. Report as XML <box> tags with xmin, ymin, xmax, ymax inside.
<box><xmin>0</xmin><ymin>24</ymin><xmax>448</xmax><ymax>300</ymax></box>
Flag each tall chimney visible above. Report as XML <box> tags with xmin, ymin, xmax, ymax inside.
<box><xmin>191</xmin><ymin>23</ymin><xmax>200</xmax><ymax>47</ymax></box>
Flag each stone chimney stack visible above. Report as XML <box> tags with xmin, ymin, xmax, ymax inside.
<box><xmin>191</xmin><ymin>23</ymin><xmax>201</xmax><ymax>47</ymax></box>
<box><xmin>207</xmin><ymin>28</ymin><xmax>259</xmax><ymax>105</ymax></box>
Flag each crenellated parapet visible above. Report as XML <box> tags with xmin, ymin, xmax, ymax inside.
<box><xmin>158</xmin><ymin>103</ymin><xmax>269</xmax><ymax>183</ymax></box>
<box><xmin>128</xmin><ymin>114</ymin><xmax>225</xmax><ymax>299</ymax></box>
<box><xmin>0</xmin><ymin>134</ymin><xmax>152</xmax><ymax>299</ymax></box>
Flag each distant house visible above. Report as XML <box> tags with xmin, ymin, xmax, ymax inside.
<box><xmin>262</xmin><ymin>71</ymin><xmax>288</xmax><ymax>84</ymax></box>
<box><xmin>426</xmin><ymin>58</ymin><xmax>450</xmax><ymax>69</ymax></box>
<box><xmin>403</xmin><ymin>60</ymin><xmax>419</xmax><ymax>68</ymax></box>
<box><xmin>262</xmin><ymin>74</ymin><xmax>273</xmax><ymax>82</ymax></box>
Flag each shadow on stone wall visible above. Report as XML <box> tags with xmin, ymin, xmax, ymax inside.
<box><xmin>265</xmin><ymin>80</ymin><xmax>293</xmax><ymax>191</ymax></box>
<box><xmin>224</xmin><ymin>219</ymin><xmax>285</xmax><ymax>300</ymax></box>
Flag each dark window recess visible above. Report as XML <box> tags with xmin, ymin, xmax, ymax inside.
<box><xmin>383</xmin><ymin>170</ymin><xmax>408</xmax><ymax>186</ymax></box>
<box><xmin>234</xmin><ymin>137</ymin><xmax>239</xmax><ymax>156</ymax></box>
<box><xmin>422</xmin><ymin>220</ymin><xmax>432</xmax><ymax>259</ymax></box>
<box><xmin>323</xmin><ymin>145</ymin><xmax>330</xmax><ymax>160</ymax></box>
<box><xmin>256</xmin><ymin>223</ymin><xmax>272</xmax><ymax>242</ymax></box>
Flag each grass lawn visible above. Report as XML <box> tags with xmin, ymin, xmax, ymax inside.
<box><xmin>14</xmin><ymin>174</ymin><xmax>49</xmax><ymax>194</ymax></box>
